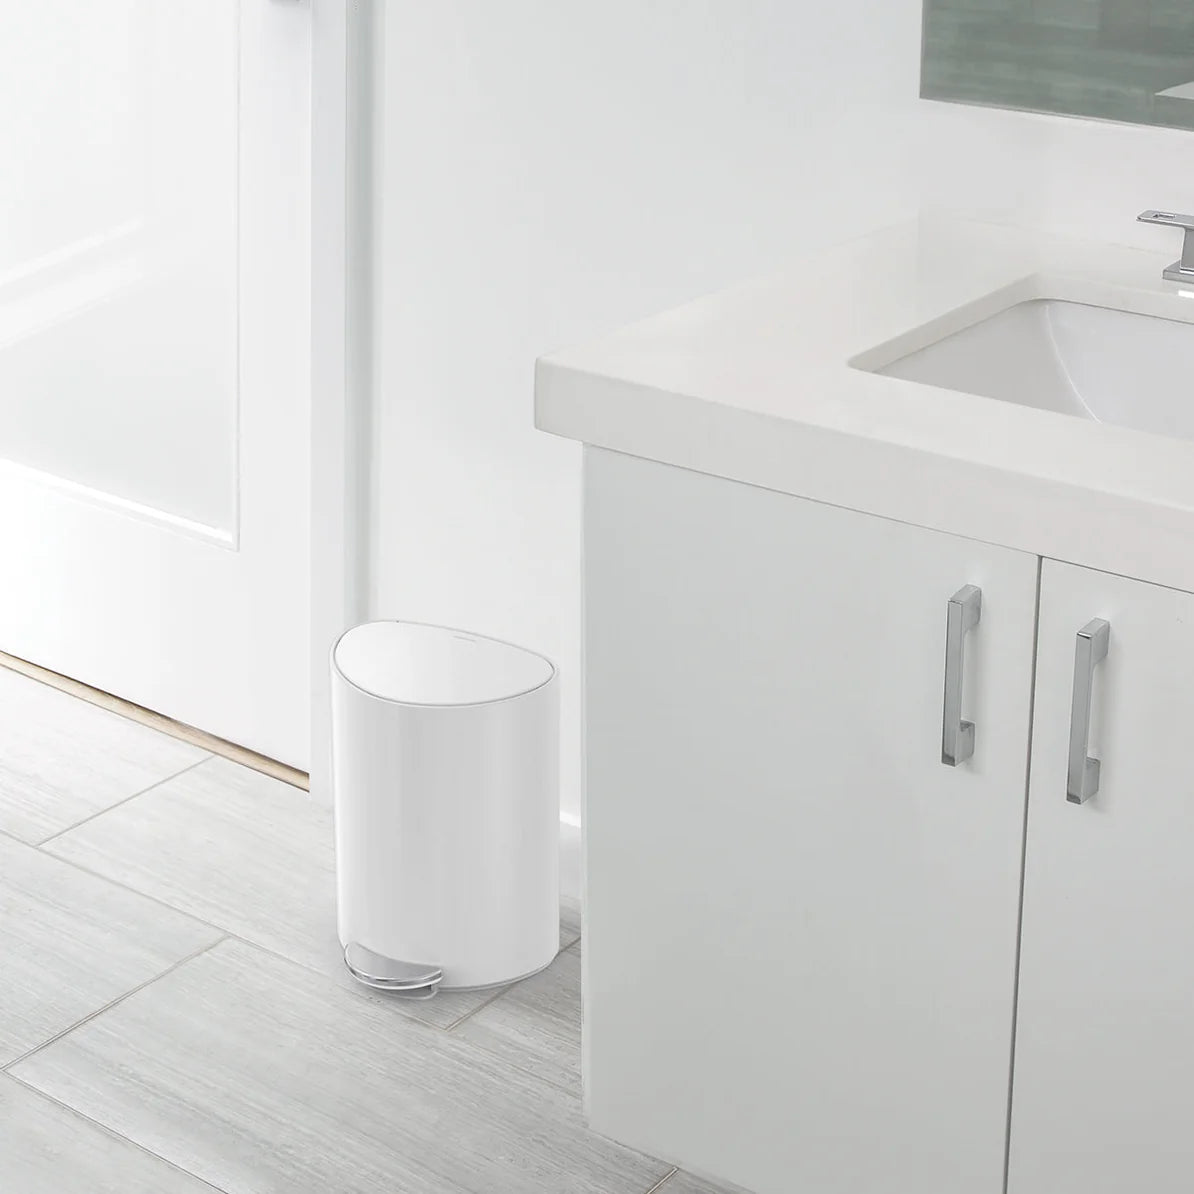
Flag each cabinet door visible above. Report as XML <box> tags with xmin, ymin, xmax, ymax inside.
<box><xmin>1009</xmin><ymin>561</ymin><xmax>1194</xmax><ymax>1194</ymax></box>
<box><xmin>584</xmin><ymin>448</ymin><xmax>1040</xmax><ymax>1194</ymax></box>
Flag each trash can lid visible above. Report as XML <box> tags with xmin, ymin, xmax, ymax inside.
<box><xmin>332</xmin><ymin>621</ymin><xmax>555</xmax><ymax>707</ymax></box>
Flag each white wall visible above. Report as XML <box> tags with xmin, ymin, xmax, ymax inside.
<box><xmin>370</xmin><ymin>2</ymin><xmax>1194</xmax><ymax>827</ymax></box>
<box><xmin>372</xmin><ymin>2</ymin><xmax>925</xmax><ymax>823</ymax></box>
<box><xmin>919</xmin><ymin>100</ymin><xmax>1194</xmax><ymax>245</ymax></box>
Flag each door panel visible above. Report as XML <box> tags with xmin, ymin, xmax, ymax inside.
<box><xmin>0</xmin><ymin>2</ymin><xmax>309</xmax><ymax>765</ymax></box>
<box><xmin>584</xmin><ymin>448</ymin><xmax>1039</xmax><ymax>1194</ymax></box>
<box><xmin>1010</xmin><ymin>561</ymin><xmax>1194</xmax><ymax>1193</ymax></box>
<box><xmin>0</xmin><ymin>2</ymin><xmax>238</xmax><ymax>530</ymax></box>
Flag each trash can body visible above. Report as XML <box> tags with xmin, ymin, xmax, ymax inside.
<box><xmin>331</xmin><ymin>622</ymin><xmax>559</xmax><ymax>991</ymax></box>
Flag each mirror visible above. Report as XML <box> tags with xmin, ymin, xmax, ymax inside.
<box><xmin>922</xmin><ymin>1</ymin><xmax>1194</xmax><ymax>131</ymax></box>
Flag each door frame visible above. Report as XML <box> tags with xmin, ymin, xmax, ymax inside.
<box><xmin>310</xmin><ymin>0</ymin><xmax>375</xmax><ymax>802</ymax></box>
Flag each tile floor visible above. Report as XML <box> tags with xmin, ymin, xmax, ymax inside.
<box><xmin>0</xmin><ymin>666</ymin><xmax>730</xmax><ymax>1193</ymax></box>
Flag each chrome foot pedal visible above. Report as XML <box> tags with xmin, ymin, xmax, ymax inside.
<box><xmin>343</xmin><ymin>943</ymin><xmax>442</xmax><ymax>999</ymax></box>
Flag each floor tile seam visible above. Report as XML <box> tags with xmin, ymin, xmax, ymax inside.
<box><xmin>206</xmin><ymin>931</ymin><xmax>581</xmax><ymax>1037</ymax></box>
<box><xmin>32</xmin><ymin>845</ymin><xmax>231</xmax><ymax>935</ymax></box>
<box><xmin>4</xmin><ymin>936</ymin><xmax>229</xmax><ymax>1072</ymax></box>
<box><xmin>35</xmin><ymin>755</ymin><xmax>214</xmax><ymax>848</ymax></box>
<box><xmin>14</xmin><ymin>924</ymin><xmax>589</xmax><ymax>1113</ymax></box>
<box><xmin>26</xmin><ymin>843</ymin><xmax>580</xmax><ymax>1039</ymax></box>
<box><xmin>216</xmin><ymin>932</ymin><xmax>478</xmax><ymax>1035</ymax></box>
<box><xmin>446</xmin><ymin>936</ymin><xmax>583</xmax><ymax>1036</ymax></box>
<box><xmin>443</xmin><ymin>1001</ymin><xmax>589</xmax><ymax>1105</ymax></box>
<box><xmin>4</xmin><ymin>1070</ymin><xmax>230</xmax><ymax>1192</ymax></box>
<box><xmin>7</xmin><ymin>928</ymin><xmax>664</xmax><ymax>1190</ymax></box>
<box><xmin>442</xmin><ymin>985</ymin><xmax>511</xmax><ymax>1034</ymax></box>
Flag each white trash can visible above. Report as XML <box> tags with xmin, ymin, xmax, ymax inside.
<box><xmin>330</xmin><ymin>621</ymin><xmax>559</xmax><ymax>996</ymax></box>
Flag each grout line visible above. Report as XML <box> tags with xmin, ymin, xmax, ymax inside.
<box><xmin>6</xmin><ymin>845</ymin><xmax>338</xmax><ymax>1022</ymax></box>
<box><xmin>442</xmin><ymin>985</ymin><xmax>511</xmax><ymax>1034</ymax></box>
<box><xmin>29</xmin><ymin>837</ymin><xmax>581</xmax><ymax>1039</ymax></box>
<box><xmin>3</xmin><ymin>936</ymin><xmax>228</xmax><ymax>1073</ymax></box>
<box><xmin>35</xmin><ymin>756</ymin><xmax>214</xmax><ymax>848</ymax></box>
<box><xmin>444</xmin><ymin>934</ymin><xmax>580</xmax><ymax>1034</ymax></box>
<box><xmin>33</xmin><ymin>848</ymin><xmax>231</xmax><ymax>936</ymax></box>
<box><xmin>17</xmin><ymin>847</ymin><xmax>500</xmax><ymax>1041</ymax></box>
<box><xmin>12</xmin><ymin>829</ymin><xmax>517</xmax><ymax>1042</ymax></box>
<box><xmin>214</xmin><ymin>932</ymin><xmax>486</xmax><ymax>1037</ymax></box>
<box><xmin>643</xmin><ymin>1168</ymin><xmax>680</xmax><ymax>1193</ymax></box>
<box><xmin>4</xmin><ymin>1072</ymin><xmax>228</xmax><ymax>1193</ymax></box>
<box><xmin>7</xmin><ymin>839</ymin><xmax>456</xmax><ymax>1050</ymax></box>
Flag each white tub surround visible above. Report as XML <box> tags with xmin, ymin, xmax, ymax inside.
<box><xmin>536</xmin><ymin>219</ymin><xmax>1194</xmax><ymax>1194</ymax></box>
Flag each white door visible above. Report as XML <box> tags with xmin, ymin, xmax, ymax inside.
<box><xmin>1009</xmin><ymin>561</ymin><xmax>1194</xmax><ymax>1193</ymax></box>
<box><xmin>0</xmin><ymin>2</ymin><xmax>310</xmax><ymax>767</ymax></box>
<box><xmin>584</xmin><ymin>448</ymin><xmax>1039</xmax><ymax>1194</ymax></box>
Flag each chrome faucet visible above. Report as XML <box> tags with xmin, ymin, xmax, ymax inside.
<box><xmin>1138</xmin><ymin>210</ymin><xmax>1194</xmax><ymax>284</ymax></box>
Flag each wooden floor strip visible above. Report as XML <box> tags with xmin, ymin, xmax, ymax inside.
<box><xmin>0</xmin><ymin>651</ymin><xmax>308</xmax><ymax>792</ymax></box>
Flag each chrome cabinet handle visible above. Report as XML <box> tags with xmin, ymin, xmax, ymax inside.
<box><xmin>942</xmin><ymin>585</ymin><xmax>982</xmax><ymax>767</ymax></box>
<box><xmin>1067</xmin><ymin>618</ymin><xmax>1110</xmax><ymax>804</ymax></box>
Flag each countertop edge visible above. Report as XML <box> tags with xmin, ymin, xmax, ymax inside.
<box><xmin>536</xmin><ymin>358</ymin><xmax>1194</xmax><ymax>597</ymax></box>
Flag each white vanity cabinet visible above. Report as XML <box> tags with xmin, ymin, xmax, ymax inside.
<box><xmin>1009</xmin><ymin>561</ymin><xmax>1194</xmax><ymax>1194</ymax></box>
<box><xmin>583</xmin><ymin>447</ymin><xmax>1194</xmax><ymax>1194</ymax></box>
<box><xmin>584</xmin><ymin>447</ymin><xmax>1040</xmax><ymax>1194</ymax></box>
<box><xmin>542</xmin><ymin>218</ymin><xmax>1194</xmax><ymax>1194</ymax></box>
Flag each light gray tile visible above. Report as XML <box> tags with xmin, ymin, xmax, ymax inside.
<box><xmin>0</xmin><ymin>835</ymin><xmax>220</xmax><ymax>1066</ymax></box>
<box><xmin>45</xmin><ymin>755</ymin><xmax>336</xmax><ymax>967</ymax></box>
<box><xmin>0</xmin><ymin>668</ymin><xmax>208</xmax><ymax>843</ymax></box>
<box><xmin>0</xmin><ymin>1075</ymin><xmax>214</xmax><ymax>1193</ymax></box>
<box><xmin>13</xmin><ymin>938</ymin><xmax>670</xmax><ymax>1194</ymax></box>
<box><xmin>46</xmin><ymin>754</ymin><xmax>579</xmax><ymax>1030</ymax></box>
<box><xmin>455</xmin><ymin>942</ymin><xmax>581</xmax><ymax>1096</ymax></box>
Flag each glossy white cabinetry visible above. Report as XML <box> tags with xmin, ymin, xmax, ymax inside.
<box><xmin>583</xmin><ymin>448</ymin><xmax>1194</xmax><ymax>1194</ymax></box>
<box><xmin>583</xmin><ymin>447</ymin><xmax>1039</xmax><ymax>1194</ymax></box>
<box><xmin>1009</xmin><ymin>561</ymin><xmax>1194</xmax><ymax>1194</ymax></box>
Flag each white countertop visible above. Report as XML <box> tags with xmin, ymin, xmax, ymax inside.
<box><xmin>535</xmin><ymin>218</ymin><xmax>1194</xmax><ymax>594</ymax></box>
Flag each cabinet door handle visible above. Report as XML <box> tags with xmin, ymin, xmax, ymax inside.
<box><xmin>1067</xmin><ymin>618</ymin><xmax>1110</xmax><ymax>804</ymax></box>
<box><xmin>942</xmin><ymin>585</ymin><xmax>982</xmax><ymax>767</ymax></box>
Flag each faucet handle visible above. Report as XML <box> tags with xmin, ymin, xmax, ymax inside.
<box><xmin>1138</xmin><ymin>209</ymin><xmax>1194</xmax><ymax>229</ymax></box>
<box><xmin>1138</xmin><ymin>210</ymin><xmax>1194</xmax><ymax>283</ymax></box>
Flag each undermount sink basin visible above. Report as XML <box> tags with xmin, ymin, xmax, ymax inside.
<box><xmin>868</xmin><ymin>299</ymin><xmax>1194</xmax><ymax>442</ymax></box>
